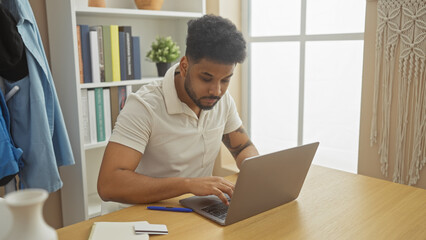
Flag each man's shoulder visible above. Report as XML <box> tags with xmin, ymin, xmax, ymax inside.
<box><xmin>130</xmin><ymin>80</ymin><xmax>165</xmax><ymax>109</ymax></box>
<box><xmin>133</xmin><ymin>80</ymin><xmax>163</xmax><ymax>98</ymax></box>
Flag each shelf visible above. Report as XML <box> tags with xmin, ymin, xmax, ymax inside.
<box><xmin>85</xmin><ymin>141</ymin><xmax>108</xmax><ymax>150</ymax></box>
<box><xmin>76</xmin><ymin>7</ymin><xmax>203</xmax><ymax>20</ymax></box>
<box><xmin>80</xmin><ymin>77</ymin><xmax>161</xmax><ymax>89</ymax></box>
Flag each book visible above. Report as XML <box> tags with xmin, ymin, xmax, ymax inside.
<box><xmin>126</xmin><ymin>85</ymin><xmax>133</xmax><ymax>99</ymax></box>
<box><xmin>119</xmin><ymin>26</ymin><xmax>133</xmax><ymax>80</ymax></box>
<box><xmin>119</xmin><ymin>31</ymin><xmax>127</xmax><ymax>80</ymax></box>
<box><xmin>108</xmin><ymin>85</ymin><xmax>129</xmax><ymax>135</ymax></box>
<box><xmin>102</xmin><ymin>25</ymin><xmax>112</xmax><ymax>82</ymax></box>
<box><xmin>132</xmin><ymin>36</ymin><xmax>141</xmax><ymax>80</ymax></box>
<box><xmin>87</xmin><ymin>89</ymin><xmax>97</xmax><ymax>144</ymax></box>
<box><xmin>109</xmin><ymin>86</ymin><xmax>119</xmax><ymax>129</ymax></box>
<box><xmin>118</xmin><ymin>86</ymin><xmax>127</xmax><ymax>111</ymax></box>
<box><xmin>134</xmin><ymin>223</ymin><xmax>168</xmax><ymax>235</ymax></box>
<box><xmin>90</xmin><ymin>26</ymin><xmax>105</xmax><ymax>82</ymax></box>
<box><xmin>76</xmin><ymin>25</ymin><xmax>84</xmax><ymax>84</ymax></box>
<box><xmin>81</xmin><ymin>89</ymin><xmax>90</xmax><ymax>144</ymax></box>
<box><xmin>79</xmin><ymin>24</ymin><xmax>92</xmax><ymax>83</ymax></box>
<box><xmin>88</xmin><ymin>221</ymin><xmax>149</xmax><ymax>240</ymax></box>
<box><xmin>110</xmin><ymin>25</ymin><xmax>121</xmax><ymax>82</ymax></box>
<box><xmin>94</xmin><ymin>88</ymin><xmax>105</xmax><ymax>142</ymax></box>
<box><xmin>89</xmin><ymin>30</ymin><xmax>101</xmax><ymax>83</ymax></box>
<box><xmin>103</xmin><ymin>88</ymin><xmax>112</xmax><ymax>140</ymax></box>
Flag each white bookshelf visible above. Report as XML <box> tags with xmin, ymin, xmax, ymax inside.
<box><xmin>79</xmin><ymin>77</ymin><xmax>161</xmax><ymax>89</ymax></box>
<box><xmin>45</xmin><ymin>0</ymin><xmax>205</xmax><ymax>226</ymax></box>
<box><xmin>76</xmin><ymin>7</ymin><xmax>203</xmax><ymax>19</ymax></box>
<box><xmin>84</xmin><ymin>141</ymin><xmax>107</xmax><ymax>150</ymax></box>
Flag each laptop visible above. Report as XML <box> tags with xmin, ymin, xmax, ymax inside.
<box><xmin>179</xmin><ymin>142</ymin><xmax>319</xmax><ymax>226</ymax></box>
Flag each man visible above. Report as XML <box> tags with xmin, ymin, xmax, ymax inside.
<box><xmin>97</xmin><ymin>15</ymin><xmax>259</xmax><ymax>206</ymax></box>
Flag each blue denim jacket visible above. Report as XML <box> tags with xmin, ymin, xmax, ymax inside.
<box><xmin>3</xmin><ymin>0</ymin><xmax>74</xmax><ymax>192</ymax></box>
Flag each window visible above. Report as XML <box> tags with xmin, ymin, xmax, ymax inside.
<box><xmin>244</xmin><ymin>0</ymin><xmax>366</xmax><ymax>173</ymax></box>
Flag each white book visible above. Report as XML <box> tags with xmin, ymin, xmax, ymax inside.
<box><xmin>90</xmin><ymin>30</ymin><xmax>101</xmax><ymax>83</ymax></box>
<box><xmin>126</xmin><ymin>85</ymin><xmax>133</xmax><ymax>100</ymax></box>
<box><xmin>81</xmin><ymin>89</ymin><xmax>90</xmax><ymax>144</ymax></box>
<box><xmin>134</xmin><ymin>223</ymin><xmax>168</xmax><ymax>235</ymax></box>
<box><xmin>103</xmin><ymin>88</ymin><xmax>112</xmax><ymax>140</ymax></box>
<box><xmin>88</xmin><ymin>221</ymin><xmax>149</xmax><ymax>240</ymax></box>
<box><xmin>87</xmin><ymin>89</ymin><xmax>97</xmax><ymax>144</ymax></box>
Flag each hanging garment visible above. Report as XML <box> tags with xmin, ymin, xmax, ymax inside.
<box><xmin>0</xmin><ymin>89</ymin><xmax>23</xmax><ymax>186</ymax></box>
<box><xmin>0</xmin><ymin>3</ymin><xmax>25</xmax><ymax>186</ymax></box>
<box><xmin>2</xmin><ymin>0</ymin><xmax>75</xmax><ymax>192</ymax></box>
<box><xmin>0</xmin><ymin>4</ymin><xmax>28</xmax><ymax>82</ymax></box>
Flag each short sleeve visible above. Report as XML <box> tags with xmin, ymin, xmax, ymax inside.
<box><xmin>109</xmin><ymin>93</ymin><xmax>152</xmax><ymax>154</ymax></box>
<box><xmin>223</xmin><ymin>92</ymin><xmax>242</xmax><ymax>134</ymax></box>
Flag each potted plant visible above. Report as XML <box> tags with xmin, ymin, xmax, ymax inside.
<box><xmin>146</xmin><ymin>36</ymin><xmax>181</xmax><ymax>76</ymax></box>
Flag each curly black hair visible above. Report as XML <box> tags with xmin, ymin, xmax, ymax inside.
<box><xmin>185</xmin><ymin>14</ymin><xmax>246</xmax><ymax>64</ymax></box>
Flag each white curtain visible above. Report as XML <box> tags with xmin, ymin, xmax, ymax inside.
<box><xmin>371</xmin><ymin>0</ymin><xmax>426</xmax><ymax>185</ymax></box>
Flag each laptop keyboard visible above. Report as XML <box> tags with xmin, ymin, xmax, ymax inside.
<box><xmin>201</xmin><ymin>202</ymin><xmax>230</xmax><ymax>220</ymax></box>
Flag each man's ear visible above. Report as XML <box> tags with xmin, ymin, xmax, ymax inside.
<box><xmin>179</xmin><ymin>56</ymin><xmax>189</xmax><ymax>77</ymax></box>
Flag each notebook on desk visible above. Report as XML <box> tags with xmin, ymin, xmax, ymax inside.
<box><xmin>180</xmin><ymin>142</ymin><xmax>319</xmax><ymax>226</ymax></box>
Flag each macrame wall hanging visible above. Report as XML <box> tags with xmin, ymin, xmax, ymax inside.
<box><xmin>371</xmin><ymin>0</ymin><xmax>426</xmax><ymax>185</ymax></box>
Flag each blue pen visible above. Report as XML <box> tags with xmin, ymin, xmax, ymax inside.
<box><xmin>147</xmin><ymin>206</ymin><xmax>193</xmax><ymax>212</ymax></box>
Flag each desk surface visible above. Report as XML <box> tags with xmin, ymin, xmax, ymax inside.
<box><xmin>57</xmin><ymin>165</ymin><xmax>426</xmax><ymax>240</ymax></box>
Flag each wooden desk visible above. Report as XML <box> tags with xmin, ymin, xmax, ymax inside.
<box><xmin>57</xmin><ymin>166</ymin><xmax>426</xmax><ymax>240</ymax></box>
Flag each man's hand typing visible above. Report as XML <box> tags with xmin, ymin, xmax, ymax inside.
<box><xmin>185</xmin><ymin>177</ymin><xmax>234</xmax><ymax>205</ymax></box>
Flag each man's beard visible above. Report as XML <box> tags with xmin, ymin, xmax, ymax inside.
<box><xmin>184</xmin><ymin>73</ymin><xmax>221</xmax><ymax>110</ymax></box>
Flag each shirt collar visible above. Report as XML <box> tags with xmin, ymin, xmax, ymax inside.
<box><xmin>162</xmin><ymin>63</ymin><xmax>184</xmax><ymax>115</ymax></box>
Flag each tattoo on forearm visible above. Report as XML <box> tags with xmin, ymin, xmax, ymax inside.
<box><xmin>222</xmin><ymin>127</ymin><xmax>254</xmax><ymax>159</ymax></box>
<box><xmin>235</xmin><ymin>126</ymin><xmax>248</xmax><ymax>135</ymax></box>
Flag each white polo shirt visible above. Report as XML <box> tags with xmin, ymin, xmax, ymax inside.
<box><xmin>109</xmin><ymin>63</ymin><xmax>242</xmax><ymax>178</ymax></box>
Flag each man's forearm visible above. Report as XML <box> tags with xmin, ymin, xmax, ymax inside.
<box><xmin>98</xmin><ymin>169</ymin><xmax>235</xmax><ymax>205</ymax></box>
<box><xmin>235</xmin><ymin>144</ymin><xmax>259</xmax><ymax>169</ymax></box>
<box><xmin>98</xmin><ymin>142</ymin><xmax>236</xmax><ymax>205</ymax></box>
<box><xmin>222</xmin><ymin>126</ymin><xmax>260</xmax><ymax>169</ymax></box>
<box><xmin>98</xmin><ymin>169</ymin><xmax>190</xmax><ymax>204</ymax></box>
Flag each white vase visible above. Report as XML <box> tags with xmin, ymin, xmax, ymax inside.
<box><xmin>0</xmin><ymin>197</ymin><xmax>13</xmax><ymax>240</ymax></box>
<box><xmin>1</xmin><ymin>189</ymin><xmax>57</xmax><ymax>240</ymax></box>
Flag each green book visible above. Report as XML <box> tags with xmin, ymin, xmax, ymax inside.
<box><xmin>102</xmin><ymin>25</ymin><xmax>112</xmax><ymax>82</ymax></box>
<box><xmin>94</xmin><ymin>88</ymin><xmax>105</xmax><ymax>142</ymax></box>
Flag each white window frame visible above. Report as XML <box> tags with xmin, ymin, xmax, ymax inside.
<box><xmin>241</xmin><ymin>0</ymin><xmax>364</xmax><ymax>147</ymax></box>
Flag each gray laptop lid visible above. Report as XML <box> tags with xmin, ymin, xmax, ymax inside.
<box><xmin>180</xmin><ymin>142</ymin><xmax>319</xmax><ymax>226</ymax></box>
